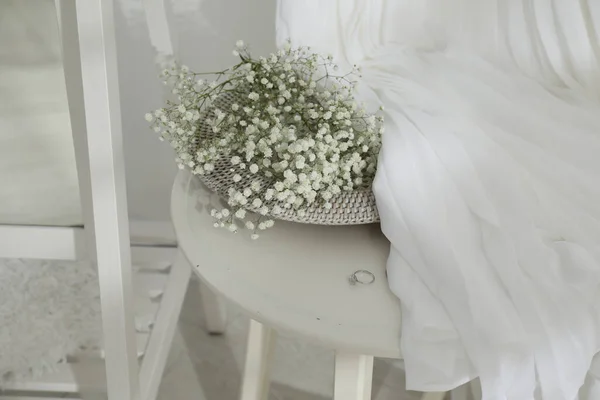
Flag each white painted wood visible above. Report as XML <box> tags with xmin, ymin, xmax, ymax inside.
<box><xmin>69</xmin><ymin>333</ymin><xmax>148</xmax><ymax>360</ymax></box>
<box><xmin>147</xmin><ymin>0</ymin><xmax>230</xmax><ymax>339</ymax></box>
<box><xmin>0</xmin><ymin>221</ymin><xmax>176</xmax><ymax>261</ymax></box>
<box><xmin>469</xmin><ymin>379</ymin><xmax>481</xmax><ymax>400</ymax></box>
<box><xmin>142</xmin><ymin>0</ymin><xmax>174</xmax><ymax>57</ymax></box>
<box><xmin>56</xmin><ymin>0</ymin><xmax>97</xmax><ymax>262</ymax></box>
<box><xmin>139</xmin><ymin>251</ymin><xmax>191</xmax><ymax>400</ymax></box>
<box><xmin>450</xmin><ymin>384</ymin><xmax>469</xmax><ymax>400</ymax></box>
<box><xmin>0</xmin><ymin>225</ymin><xmax>85</xmax><ymax>260</ymax></box>
<box><xmin>130</xmin><ymin>245</ymin><xmax>177</xmax><ymax>265</ymax></box>
<box><xmin>1</xmin><ymin>361</ymin><xmax>106</xmax><ymax>393</ymax></box>
<box><xmin>129</xmin><ymin>220</ymin><xmax>177</xmax><ymax>246</ymax></box>
<box><xmin>421</xmin><ymin>392</ymin><xmax>448</xmax><ymax>400</ymax></box>
<box><xmin>54</xmin><ymin>0</ymin><xmax>62</xmax><ymax>33</ymax></box>
<box><xmin>143</xmin><ymin>0</ymin><xmax>229</xmax><ymax>340</ymax></box>
<box><xmin>199</xmin><ymin>279</ymin><xmax>227</xmax><ymax>334</ymax></box>
<box><xmin>240</xmin><ymin>320</ymin><xmax>276</xmax><ymax>400</ymax></box>
<box><xmin>333</xmin><ymin>353</ymin><xmax>373</xmax><ymax>400</ymax></box>
<box><xmin>0</xmin><ymin>396</ymin><xmax>77</xmax><ymax>400</ymax></box>
<box><xmin>72</xmin><ymin>0</ymin><xmax>140</xmax><ymax>397</ymax></box>
<box><xmin>2</xmin><ymin>1</ymin><xmax>187</xmax><ymax>398</ymax></box>
<box><xmin>171</xmin><ymin>170</ymin><xmax>399</xmax><ymax>358</ymax></box>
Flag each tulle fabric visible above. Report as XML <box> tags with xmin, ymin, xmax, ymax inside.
<box><xmin>276</xmin><ymin>1</ymin><xmax>600</xmax><ymax>399</ymax></box>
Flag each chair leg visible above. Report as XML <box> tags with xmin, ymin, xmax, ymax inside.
<box><xmin>56</xmin><ymin>0</ymin><xmax>96</xmax><ymax>261</ymax></box>
<box><xmin>421</xmin><ymin>392</ymin><xmax>448</xmax><ymax>400</ymax></box>
<box><xmin>334</xmin><ymin>353</ymin><xmax>374</xmax><ymax>400</ymax></box>
<box><xmin>58</xmin><ymin>1</ymin><xmax>140</xmax><ymax>399</ymax></box>
<box><xmin>240</xmin><ymin>320</ymin><xmax>276</xmax><ymax>400</ymax></box>
<box><xmin>139</xmin><ymin>251</ymin><xmax>191</xmax><ymax>400</ymax></box>
<box><xmin>198</xmin><ymin>279</ymin><xmax>227</xmax><ymax>335</ymax></box>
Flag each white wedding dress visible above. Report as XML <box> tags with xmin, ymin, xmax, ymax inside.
<box><xmin>277</xmin><ymin>1</ymin><xmax>600</xmax><ymax>399</ymax></box>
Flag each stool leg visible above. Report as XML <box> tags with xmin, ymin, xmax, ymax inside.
<box><xmin>470</xmin><ymin>379</ymin><xmax>482</xmax><ymax>400</ymax></box>
<box><xmin>421</xmin><ymin>392</ymin><xmax>448</xmax><ymax>400</ymax></box>
<box><xmin>240</xmin><ymin>320</ymin><xmax>276</xmax><ymax>400</ymax></box>
<box><xmin>450</xmin><ymin>383</ymin><xmax>469</xmax><ymax>400</ymax></box>
<box><xmin>334</xmin><ymin>353</ymin><xmax>374</xmax><ymax>400</ymax></box>
<box><xmin>198</xmin><ymin>280</ymin><xmax>227</xmax><ymax>335</ymax></box>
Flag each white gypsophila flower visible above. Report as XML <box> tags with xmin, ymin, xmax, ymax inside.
<box><xmin>235</xmin><ymin>209</ymin><xmax>246</xmax><ymax>219</ymax></box>
<box><xmin>204</xmin><ymin>163</ymin><xmax>214</xmax><ymax>172</ymax></box>
<box><xmin>236</xmin><ymin>40</ymin><xmax>244</xmax><ymax>48</ymax></box>
<box><xmin>245</xmin><ymin>221</ymin><xmax>255</xmax><ymax>230</ymax></box>
<box><xmin>234</xmin><ymin>191</ymin><xmax>245</xmax><ymax>203</ymax></box>
<box><xmin>147</xmin><ymin>41</ymin><xmax>383</xmax><ymax>240</ymax></box>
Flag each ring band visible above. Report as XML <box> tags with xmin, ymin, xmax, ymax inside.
<box><xmin>349</xmin><ymin>269</ymin><xmax>376</xmax><ymax>285</ymax></box>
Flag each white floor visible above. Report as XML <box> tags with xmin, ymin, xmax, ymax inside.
<box><xmin>156</xmin><ymin>277</ymin><xmax>423</xmax><ymax>400</ymax></box>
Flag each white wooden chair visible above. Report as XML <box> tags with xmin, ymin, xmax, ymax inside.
<box><xmin>0</xmin><ymin>1</ymin><xmax>224</xmax><ymax>399</ymax></box>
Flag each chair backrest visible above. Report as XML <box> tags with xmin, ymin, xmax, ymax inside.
<box><xmin>143</xmin><ymin>0</ymin><xmax>174</xmax><ymax>56</ymax></box>
<box><xmin>142</xmin><ymin>0</ymin><xmax>176</xmax><ymax>78</ymax></box>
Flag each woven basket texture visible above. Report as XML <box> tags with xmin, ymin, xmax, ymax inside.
<box><xmin>194</xmin><ymin>92</ymin><xmax>380</xmax><ymax>225</ymax></box>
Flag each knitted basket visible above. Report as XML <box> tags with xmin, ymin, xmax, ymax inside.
<box><xmin>194</xmin><ymin>92</ymin><xmax>380</xmax><ymax>225</ymax></box>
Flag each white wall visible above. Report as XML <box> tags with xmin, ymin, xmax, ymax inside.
<box><xmin>115</xmin><ymin>0</ymin><xmax>277</xmax><ymax>222</ymax></box>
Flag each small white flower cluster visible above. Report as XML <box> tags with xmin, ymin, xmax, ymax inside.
<box><xmin>147</xmin><ymin>40</ymin><xmax>383</xmax><ymax>239</ymax></box>
<box><xmin>210</xmin><ymin>207</ymin><xmax>274</xmax><ymax>240</ymax></box>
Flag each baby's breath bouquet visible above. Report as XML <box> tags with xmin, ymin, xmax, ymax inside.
<box><xmin>147</xmin><ymin>40</ymin><xmax>383</xmax><ymax>239</ymax></box>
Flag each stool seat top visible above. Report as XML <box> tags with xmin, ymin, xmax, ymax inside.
<box><xmin>171</xmin><ymin>170</ymin><xmax>402</xmax><ymax>358</ymax></box>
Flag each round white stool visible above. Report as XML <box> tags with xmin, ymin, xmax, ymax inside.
<box><xmin>171</xmin><ymin>169</ymin><xmax>448</xmax><ymax>400</ymax></box>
